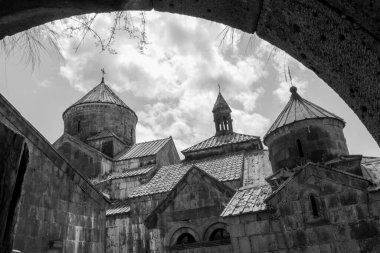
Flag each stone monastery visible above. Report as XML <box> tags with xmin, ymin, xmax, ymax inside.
<box><xmin>2</xmin><ymin>76</ymin><xmax>380</xmax><ymax>253</ymax></box>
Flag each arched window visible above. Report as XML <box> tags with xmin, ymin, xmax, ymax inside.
<box><xmin>77</xmin><ymin>121</ymin><xmax>81</xmax><ymax>133</ymax></box>
<box><xmin>223</xmin><ymin>116</ymin><xmax>228</xmax><ymax>130</ymax></box>
<box><xmin>310</xmin><ymin>195</ymin><xmax>319</xmax><ymax>217</ymax></box>
<box><xmin>296</xmin><ymin>139</ymin><xmax>304</xmax><ymax>157</ymax></box>
<box><xmin>176</xmin><ymin>233</ymin><xmax>196</xmax><ymax>245</ymax></box>
<box><xmin>209</xmin><ymin>229</ymin><xmax>230</xmax><ymax>241</ymax></box>
<box><xmin>130</xmin><ymin>128</ymin><xmax>133</xmax><ymax>139</ymax></box>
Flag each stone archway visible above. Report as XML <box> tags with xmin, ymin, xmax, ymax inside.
<box><xmin>1</xmin><ymin>0</ymin><xmax>379</xmax><ymax>145</ymax></box>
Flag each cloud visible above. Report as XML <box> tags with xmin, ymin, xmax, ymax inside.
<box><xmin>38</xmin><ymin>79</ymin><xmax>51</xmax><ymax>88</ymax></box>
<box><xmin>57</xmin><ymin>11</ymin><xmax>272</xmax><ymax>151</ymax></box>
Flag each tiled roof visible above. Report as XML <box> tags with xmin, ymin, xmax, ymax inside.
<box><xmin>64</xmin><ymin>81</ymin><xmax>134</xmax><ymax>115</ymax></box>
<box><xmin>182</xmin><ymin>132</ymin><xmax>259</xmax><ymax>153</ymax></box>
<box><xmin>361</xmin><ymin>156</ymin><xmax>380</xmax><ymax>164</ymax></box>
<box><xmin>106</xmin><ymin>202</ymin><xmax>131</xmax><ymax>216</ymax></box>
<box><xmin>221</xmin><ymin>184</ymin><xmax>272</xmax><ymax>217</ymax></box>
<box><xmin>264</xmin><ymin>86</ymin><xmax>344</xmax><ymax>140</ymax></box>
<box><xmin>361</xmin><ymin>158</ymin><xmax>380</xmax><ymax>191</ymax></box>
<box><xmin>212</xmin><ymin>92</ymin><xmax>232</xmax><ymax>113</ymax></box>
<box><xmin>92</xmin><ymin>165</ymin><xmax>156</xmax><ymax>185</ymax></box>
<box><xmin>116</xmin><ymin>137</ymin><xmax>171</xmax><ymax>160</ymax></box>
<box><xmin>129</xmin><ymin>152</ymin><xmax>244</xmax><ymax>198</ymax></box>
<box><xmin>87</xmin><ymin>130</ymin><xmax>124</xmax><ymax>142</ymax></box>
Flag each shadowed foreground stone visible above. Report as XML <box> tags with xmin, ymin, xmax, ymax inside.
<box><xmin>0</xmin><ymin>123</ymin><xmax>28</xmax><ymax>253</ymax></box>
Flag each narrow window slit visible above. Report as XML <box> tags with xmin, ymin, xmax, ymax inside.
<box><xmin>310</xmin><ymin>195</ymin><xmax>319</xmax><ymax>217</ymax></box>
<box><xmin>297</xmin><ymin>139</ymin><xmax>304</xmax><ymax>157</ymax></box>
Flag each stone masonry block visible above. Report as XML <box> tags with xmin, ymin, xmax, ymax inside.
<box><xmin>245</xmin><ymin>220</ymin><xmax>270</xmax><ymax>236</ymax></box>
<box><xmin>238</xmin><ymin>236</ymin><xmax>251</xmax><ymax>253</ymax></box>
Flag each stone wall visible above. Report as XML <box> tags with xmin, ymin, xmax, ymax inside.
<box><xmin>54</xmin><ymin>134</ymin><xmax>113</xmax><ymax>178</ymax></box>
<box><xmin>98</xmin><ymin>176</ymin><xmax>142</xmax><ymax>200</ymax></box>
<box><xmin>148</xmin><ymin>168</ymin><xmax>235</xmax><ymax>252</ymax></box>
<box><xmin>265</xmin><ymin>118</ymin><xmax>348</xmax><ymax>172</ymax></box>
<box><xmin>63</xmin><ymin>103</ymin><xmax>137</xmax><ymax>145</ymax></box>
<box><xmin>0</xmin><ymin>94</ymin><xmax>108</xmax><ymax>253</ymax></box>
<box><xmin>225</xmin><ymin>165</ymin><xmax>380</xmax><ymax>253</ymax></box>
<box><xmin>156</xmin><ymin>139</ymin><xmax>181</xmax><ymax>167</ymax></box>
<box><xmin>87</xmin><ymin>136</ymin><xmax>126</xmax><ymax>158</ymax></box>
<box><xmin>0</xmin><ymin>122</ymin><xmax>28</xmax><ymax>253</ymax></box>
<box><xmin>106</xmin><ymin>193</ymin><xmax>167</xmax><ymax>253</ymax></box>
<box><xmin>113</xmin><ymin>156</ymin><xmax>156</xmax><ymax>173</ymax></box>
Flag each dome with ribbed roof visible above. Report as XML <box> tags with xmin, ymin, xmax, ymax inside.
<box><xmin>264</xmin><ymin>86</ymin><xmax>349</xmax><ymax>172</ymax></box>
<box><xmin>63</xmin><ymin>79</ymin><xmax>133</xmax><ymax>116</ymax></box>
<box><xmin>62</xmin><ymin>78</ymin><xmax>137</xmax><ymax>146</ymax></box>
<box><xmin>264</xmin><ymin>86</ymin><xmax>344</xmax><ymax>139</ymax></box>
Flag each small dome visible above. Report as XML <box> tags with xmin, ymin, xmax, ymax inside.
<box><xmin>62</xmin><ymin>78</ymin><xmax>137</xmax><ymax>146</ymax></box>
<box><xmin>264</xmin><ymin>86</ymin><xmax>344</xmax><ymax>141</ymax></box>
<box><xmin>263</xmin><ymin>86</ymin><xmax>348</xmax><ymax>172</ymax></box>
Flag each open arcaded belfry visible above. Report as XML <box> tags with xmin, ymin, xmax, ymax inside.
<box><xmin>1</xmin><ymin>75</ymin><xmax>380</xmax><ymax>253</ymax></box>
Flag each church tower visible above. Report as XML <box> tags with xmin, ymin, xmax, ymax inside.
<box><xmin>263</xmin><ymin>86</ymin><xmax>349</xmax><ymax>173</ymax></box>
<box><xmin>212</xmin><ymin>91</ymin><xmax>233</xmax><ymax>136</ymax></box>
<box><xmin>62</xmin><ymin>76</ymin><xmax>137</xmax><ymax>157</ymax></box>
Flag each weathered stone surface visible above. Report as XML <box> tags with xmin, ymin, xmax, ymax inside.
<box><xmin>0</xmin><ymin>122</ymin><xmax>27</xmax><ymax>253</ymax></box>
<box><xmin>257</xmin><ymin>0</ymin><xmax>380</xmax><ymax>147</ymax></box>
<box><xmin>0</xmin><ymin>94</ymin><xmax>108</xmax><ymax>253</ymax></box>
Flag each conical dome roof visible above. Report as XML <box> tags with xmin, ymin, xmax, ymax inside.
<box><xmin>63</xmin><ymin>78</ymin><xmax>134</xmax><ymax>116</ymax></box>
<box><xmin>212</xmin><ymin>92</ymin><xmax>232</xmax><ymax>113</ymax></box>
<box><xmin>264</xmin><ymin>86</ymin><xmax>344</xmax><ymax>139</ymax></box>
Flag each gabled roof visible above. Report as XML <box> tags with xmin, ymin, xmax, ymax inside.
<box><xmin>145</xmin><ymin>165</ymin><xmax>235</xmax><ymax>228</ymax></box>
<box><xmin>212</xmin><ymin>92</ymin><xmax>232</xmax><ymax>113</ymax></box>
<box><xmin>182</xmin><ymin>132</ymin><xmax>259</xmax><ymax>154</ymax></box>
<box><xmin>128</xmin><ymin>152</ymin><xmax>244</xmax><ymax>198</ymax></box>
<box><xmin>54</xmin><ymin>133</ymin><xmax>112</xmax><ymax>161</ymax></box>
<box><xmin>63</xmin><ymin>80</ymin><xmax>134</xmax><ymax>116</ymax></box>
<box><xmin>116</xmin><ymin>137</ymin><xmax>172</xmax><ymax>160</ymax></box>
<box><xmin>221</xmin><ymin>184</ymin><xmax>272</xmax><ymax>217</ymax></box>
<box><xmin>265</xmin><ymin>163</ymin><xmax>370</xmax><ymax>203</ymax></box>
<box><xmin>264</xmin><ymin>86</ymin><xmax>344</xmax><ymax>140</ymax></box>
<box><xmin>87</xmin><ymin>129</ymin><xmax>125</xmax><ymax>143</ymax></box>
<box><xmin>361</xmin><ymin>157</ymin><xmax>380</xmax><ymax>191</ymax></box>
<box><xmin>92</xmin><ymin>164</ymin><xmax>156</xmax><ymax>185</ymax></box>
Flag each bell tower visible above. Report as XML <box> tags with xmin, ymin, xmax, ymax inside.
<box><xmin>212</xmin><ymin>91</ymin><xmax>233</xmax><ymax>136</ymax></box>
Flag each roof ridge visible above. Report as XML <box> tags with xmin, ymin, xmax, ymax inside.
<box><xmin>183</xmin><ymin>150</ymin><xmax>244</xmax><ymax>164</ymax></box>
<box><xmin>182</xmin><ymin>132</ymin><xmax>259</xmax><ymax>153</ymax></box>
<box><xmin>116</xmin><ymin>136</ymin><xmax>172</xmax><ymax>160</ymax></box>
<box><xmin>134</xmin><ymin>136</ymin><xmax>171</xmax><ymax>145</ymax></box>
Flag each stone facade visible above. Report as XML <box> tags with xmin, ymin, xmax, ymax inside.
<box><xmin>265</xmin><ymin>118</ymin><xmax>349</xmax><ymax>172</ymax></box>
<box><xmin>223</xmin><ymin>163</ymin><xmax>380</xmax><ymax>253</ymax></box>
<box><xmin>2</xmin><ymin>76</ymin><xmax>380</xmax><ymax>253</ymax></box>
<box><xmin>0</xmin><ymin>94</ymin><xmax>108</xmax><ymax>253</ymax></box>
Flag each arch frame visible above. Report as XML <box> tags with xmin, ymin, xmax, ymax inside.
<box><xmin>168</xmin><ymin>226</ymin><xmax>200</xmax><ymax>247</ymax></box>
<box><xmin>202</xmin><ymin>222</ymin><xmax>229</xmax><ymax>241</ymax></box>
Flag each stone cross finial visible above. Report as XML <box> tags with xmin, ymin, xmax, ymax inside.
<box><xmin>101</xmin><ymin>68</ymin><xmax>106</xmax><ymax>83</ymax></box>
<box><xmin>218</xmin><ymin>83</ymin><xmax>221</xmax><ymax>93</ymax></box>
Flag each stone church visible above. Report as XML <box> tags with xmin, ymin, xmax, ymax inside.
<box><xmin>2</xmin><ymin>76</ymin><xmax>380</xmax><ymax>253</ymax></box>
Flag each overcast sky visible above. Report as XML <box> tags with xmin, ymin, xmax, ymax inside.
<box><xmin>1</xmin><ymin>11</ymin><xmax>379</xmax><ymax>157</ymax></box>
